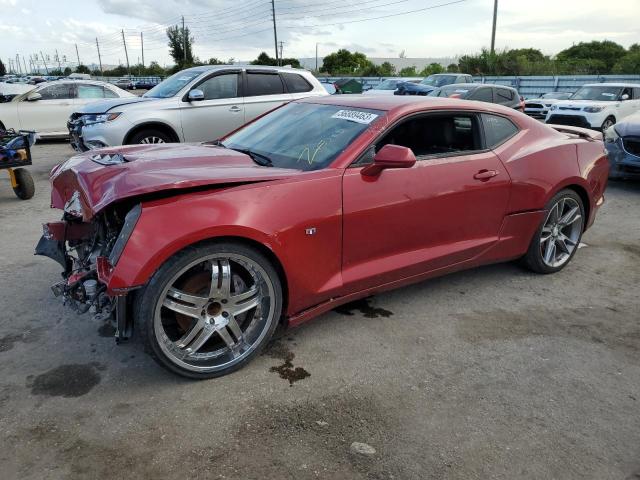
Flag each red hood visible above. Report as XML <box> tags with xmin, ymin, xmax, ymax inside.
<box><xmin>50</xmin><ymin>143</ymin><xmax>299</xmax><ymax>219</ymax></box>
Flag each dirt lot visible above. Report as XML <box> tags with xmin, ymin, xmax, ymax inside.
<box><xmin>0</xmin><ymin>141</ymin><xmax>638</xmax><ymax>480</ymax></box>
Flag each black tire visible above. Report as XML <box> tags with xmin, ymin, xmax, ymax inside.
<box><xmin>127</xmin><ymin>128</ymin><xmax>173</xmax><ymax>145</ymax></box>
<box><xmin>12</xmin><ymin>168</ymin><xmax>35</xmax><ymax>200</ymax></box>
<box><xmin>135</xmin><ymin>242</ymin><xmax>283</xmax><ymax>379</ymax></box>
<box><xmin>523</xmin><ymin>189</ymin><xmax>585</xmax><ymax>274</ymax></box>
<box><xmin>601</xmin><ymin>116</ymin><xmax>616</xmax><ymax>134</ymax></box>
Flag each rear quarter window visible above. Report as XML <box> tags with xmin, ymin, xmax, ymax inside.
<box><xmin>496</xmin><ymin>88</ymin><xmax>514</xmax><ymax>103</ymax></box>
<box><xmin>246</xmin><ymin>73</ymin><xmax>285</xmax><ymax>96</ymax></box>
<box><xmin>281</xmin><ymin>73</ymin><xmax>313</xmax><ymax>93</ymax></box>
<box><xmin>482</xmin><ymin>113</ymin><xmax>519</xmax><ymax>148</ymax></box>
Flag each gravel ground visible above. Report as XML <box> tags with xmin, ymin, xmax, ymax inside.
<box><xmin>0</xmin><ymin>140</ymin><xmax>638</xmax><ymax>480</ymax></box>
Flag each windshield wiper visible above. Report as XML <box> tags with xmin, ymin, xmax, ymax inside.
<box><xmin>231</xmin><ymin>148</ymin><xmax>273</xmax><ymax>167</ymax></box>
<box><xmin>209</xmin><ymin>139</ymin><xmax>226</xmax><ymax>148</ymax></box>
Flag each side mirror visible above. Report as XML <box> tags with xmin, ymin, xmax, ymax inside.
<box><xmin>621</xmin><ymin>93</ymin><xmax>630</xmax><ymax>101</ymax></box>
<box><xmin>361</xmin><ymin>144</ymin><xmax>416</xmax><ymax>177</ymax></box>
<box><xmin>188</xmin><ymin>89</ymin><xmax>205</xmax><ymax>101</ymax></box>
<box><xmin>26</xmin><ymin>92</ymin><xmax>42</xmax><ymax>102</ymax></box>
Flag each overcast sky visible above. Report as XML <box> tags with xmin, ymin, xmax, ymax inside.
<box><xmin>1</xmin><ymin>0</ymin><xmax>638</xmax><ymax>70</ymax></box>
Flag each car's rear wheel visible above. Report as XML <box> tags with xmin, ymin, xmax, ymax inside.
<box><xmin>601</xmin><ymin>116</ymin><xmax>615</xmax><ymax>134</ymax></box>
<box><xmin>136</xmin><ymin>242</ymin><xmax>282</xmax><ymax>379</ymax></box>
<box><xmin>523</xmin><ymin>189</ymin><xmax>585</xmax><ymax>274</ymax></box>
<box><xmin>128</xmin><ymin>129</ymin><xmax>172</xmax><ymax>145</ymax></box>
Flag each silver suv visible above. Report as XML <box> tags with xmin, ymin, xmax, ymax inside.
<box><xmin>68</xmin><ymin>65</ymin><xmax>327</xmax><ymax>151</ymax></box>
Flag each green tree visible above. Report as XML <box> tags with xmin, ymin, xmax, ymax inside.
<box><xmin>75</xmin><ymin>64</ymin><xmax>90</xmax><ymax>74</ymax></box>
<box><xmin>145</xmin><ymin>61</ymin><xmax>166</xmax><ymax>76</ymax></box>
<box><xmin>379</xmin><ymin>61</ymin><xmax>396</xmax><ymax>76</ymax></box>
<box><xmin>446</xmin><ymin>63</ymin><xmax>459</xmax><ymax>72</ymax></box>
<box><xmin>613</xmin><ymin>51</ymin><xmax>640</xmax><ymax>74</ymax></box>
<box><xmin>556</xmin><ymin>40</ymin><xmax>625</xmax><ymax>73</ymax></box>
<box><xmin>251</xmin><ymin>51</ymin><xmax>300</xmax><ymax>68</ymax></box>
<box><xmin>398</xmin><ymin>66</ymin><xmax>418</xmax><ymax>76</ymax></box>
<box><xmin>0</xmin><ymin>59</ymin><xmax>6</xmax><ymax>76</ymax></box>
<box><xmin>320</xmin><ymin>49</ymin><xmax>370</xmax><ymax>75</ymax></box>
<box><xmin>167</xmin><ymin>24</ymin><xmax>195</xmax><ymax>69</ymax></box>
<box><xmin>419</xmin><ymin>62</ymin><xmax>444</xmax><ymax>76</ymax></box>
<box><xmin>207</xmin><ymin>57</ymin><xmax>224</xmax><ymax>65</ymax></box>
<box><xmin>63</xmin><ymin>67</ymin><xmax>72</xmax><ymax>76</ymax></box>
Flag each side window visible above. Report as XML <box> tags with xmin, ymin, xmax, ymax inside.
<box><xmin>374</xmin><ymin>114</ymin><xmax>481</xmax><ymax>159</ymax></box>
<box><xmin>197</xmin><ymin>73</ymin><xmax>239</xmax><ymax>100</ymax></box>
<box><xmin>281</xmin><ymin>72</ymin><xmax>312</xmax><ymax>93</ymax></box>
<box><xmin>246</xmin><ymin>73</ymin><xmax>284</xmax><ymax>97</ymax></box>
<box><xmin>482</xmin><ymin>113</ymin><xmax>519</xmax><ymax>148</ymax></box>
<box><xmin>621</xmin><ymin>87</ymin><xmax>633</xmax><ymax>99</ymax></box>
<box><xmin>104</xmin><ymin>88</ymin><xmax>118</xmax><ymax>98</ymax></box>
<box><xmin>469</xmin><ymin>87</ymin><xmax>493</xmax><ymax>103</ymax></box>
<box><xmin>37</xmin><ymin>83</ymin><xmax>74</xmax><ymax>100</ymax></box>
<box><xmin>77</xmin><ymin>84</ymin><xmax>106</xmax><ymax>99</ymax></box>
<box><xmin>496</xmin><ymin>88</ymin><xmax>514</xmax><ymax>104</ymax></box>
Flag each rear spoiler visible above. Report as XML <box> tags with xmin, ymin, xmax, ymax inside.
<box><xmin>548</xmin><ymin>124</ymin><xmax>602</xmax><ymax>142</ymax></box>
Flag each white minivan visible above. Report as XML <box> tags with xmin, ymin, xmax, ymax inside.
<box><xmin>545</xmin><ymin>83</ymin><xmax>640</xmax><ymax>133</ymax></box>
<box><xmin>68</xmin><ymin>65</ymin><xmax>328</xmax><ymax>151</ymax></box>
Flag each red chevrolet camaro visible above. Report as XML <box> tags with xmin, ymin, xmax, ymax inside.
<box><xmin>37</xmin><ymin>95</ymin><xmax>609</xmax><ymax>378</ymax></box>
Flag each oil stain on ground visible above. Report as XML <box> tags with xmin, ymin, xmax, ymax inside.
<box><xmin>334</xmin><ymin>298</ymin><xmax>393</xmax><ymax>318</ymax></box>
<box><xmin>28</xmin><ymin>362</ymin><xmax>106</xmax><ymax>398</ymax></box>
<box><xmin>264</xmin><ymin>340</ymin><xmax>310</xmax><ymax>386</ymax></box>
<box><xmin>0</xmin><ymin>328</ymin><xmax>41</xmax><ymax>353</ymax></box>
<box><xmin>97</xmin><ymin>322</ymin><xmax>116</xmax><ymax>338</ymax></box>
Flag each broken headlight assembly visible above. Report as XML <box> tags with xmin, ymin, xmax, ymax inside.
<box><xmin>82</xmin><ymin>112</ymin><xmax>122</xmax><ymax>125</ymax></box>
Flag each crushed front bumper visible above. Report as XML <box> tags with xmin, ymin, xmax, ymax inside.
<box><xmin>606</xmin><ymin>137</ymin><xmax>640</xmax><ymax>179</ymax></box>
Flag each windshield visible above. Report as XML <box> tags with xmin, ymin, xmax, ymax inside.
<box><xmin>374</xmin><ymin>79</ymin><xmax>399</xmax><ymax>90</ymax></box>
<box><xmin>420</xmin><ymin>75</ymin><xmax>457</xmax><ymax>87</ymax></box>
<box><xmin>541</xmin><ymin>92</ymin><xmax>569</xmax><ymax>99</ymax></box>
<box><xmin>223</xmin><ymin>102</ymin><xmax>383</xmax><ymax>171</ymax></box>
<box><xmin>143</xmin><ymin>70</ymin><xmax>201</xmax><ymax>98</ymax></box>
<box><xmin>570</xmin><ymin>86</ymin><xmax>623</xmax><ymax>101</ymax></box>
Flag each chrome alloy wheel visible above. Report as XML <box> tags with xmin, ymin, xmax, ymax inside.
<box><xmin>139</xmin><ymin>136</ymin><xmax>165</xmax><ymax>144</ymax></box>
<box><xmin>153</xmin><ymin>254</ymin><xmax>276</xmax><ymax>373</ymax></box>
<box><xmin>539</xmin><ymin>197</ymin><xmax>583</xmax><ymax>268</ymax></box>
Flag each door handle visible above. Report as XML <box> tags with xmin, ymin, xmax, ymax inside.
<box><xmin>229</xmin><ymin>106</ymin><xmax>242</xmax><ymax>112</ymax></box>
<box><xmin>473</xmin><ymin>169</ymin><xmax>499</xmax><ymax>180</ymax></box>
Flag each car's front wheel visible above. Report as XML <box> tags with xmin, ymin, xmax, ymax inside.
<box><xmin>128</xmin><ymin>129</ymin><xmax>172</xmax><ymax>145</ymax></box>
<box><xmin>136</xmin><ymin>242</ymin><xmax>282</xmax><ymax>379</ymax></box>
<box><xmin>601</xmin><ymin>116</ymin><xmax>616</xmax><ymax>134</ymax></box>
<box><xmin>523</xmin><ymin>189</ymin><xmax>585</xmax><ymax>274</ymax></box>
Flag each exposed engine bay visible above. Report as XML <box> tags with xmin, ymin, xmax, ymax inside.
<box><xmin>35</xmin><ymin>197</ymin><xmax>140</xmax><ymax>340</ymax></box>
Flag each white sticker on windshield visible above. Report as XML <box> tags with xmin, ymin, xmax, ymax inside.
<box><xmin>331</xmin><ymin>110</ymin><xmax>379</xmax><ymax>124</ymax></box>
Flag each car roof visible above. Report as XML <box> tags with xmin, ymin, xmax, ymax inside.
<box><xmin>297</xmin><ymin>94</ymin><xmax>521</xmax><ymax>117</ymax></box>
<box><xmin>181</xmin><ymin>64</ymin><xmax>312</xmax><ymax>74</ymax></box>
<box><xmin>582</xmin><ymin>83</ymin><xmax>640</xmax><ymax>88</ymax></box>
<box><xmin>439</xmin><ymin>83</ymin><xmax>480</xmax><ymax>89</ymax></box>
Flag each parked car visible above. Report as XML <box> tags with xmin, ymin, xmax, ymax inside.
<box><xmin>319</xmin><ymin>80</ymin><xmax>337</xmax><ymax>95</ymax></box>
<box><xmin>524</xmin><ymin>92</ymin><xmax>573</xmax><ymax>119</ymax></box>
<box><xmin>68</xmin><ymin>65</ymin><xmax>327</xmax><ymax>151</ymax></box>
<box><xmin>395</xmin><ymin>73</ymin><xmax>473</xmax><ymax>96</ymax></box>
<box><xmin>363</xmin><ymin>78</ymin><xmax>420</xmax><ymax>96</ymax></box>
<box><xmin>604</xmin><ymin>112</ymin><xmax>640</xmax><ymax>179</ymax></box>
<box><xmin>132</xmin><ymin>79</ymin><xmax>160</xmax><ymax>90</ymax></box>
<box><xmin>114</xmin><ymin>78</ymin><xmax>135</xmax><ymax>90</ymax></box>
<box><xmin>546</xmin><ymin>83</ymin><xmax>640</xmax><ymax>132</ymax></box>
<box><xmin>0</xmin><ymin>80</ymin><xmax>135</xmax><ymax>138</ymax></box>
<box><xmin>38</xmin><ymin>96</ymin><xmax>609</xmax><ymax>378</ymax></box>
<box><xmin>428</xmin><ymin>83</ymin><xmax>524</xmax><ymax>111</ymax></box>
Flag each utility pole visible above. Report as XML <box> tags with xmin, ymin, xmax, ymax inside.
<box><xmin>75</xmin><ymin>43</ymin><xmax>81</xmax><ymax>67</ymax></box>
<box><xmin>22</xmin><ymin>55</ymin><xmax>28</xmax><ymax>75</ymax></box>
<box><xmin>182</xmin><ymin>16</ymin><xmax>187</xmax><ymax>65</ymax></box>
<box><xmin>278</xmin><ymin>41</ymin><xmax>284</xmax><ymax>65</ymax></box>
<box><xmin>315</xmin><ymin>43</ymin><xmax>318</xmax><ymax>72</ymax></box>
<box><xmin>122</xmin><ymin>30</ymin><xmax>130</xmax><ymax>76</ymax></box>
<box><xmin>40</xmin><ymin>51</ymin><xmax>49</xmax><ymax>74</ymax></box>
<box><xmin>16</xmin><ymin>54</ymin><xmax>22</xmax><ymax>74</ymax></box>
<box><xmin>490</xmin><ymin>0</ymin><xmax>498</xmax><ymax>54</ymax></box>
<box><xmin>271</xmin><ymin>0</ymin><xmax>279</xmax><ymax>65</ymax></box>
<box><xmin>96</xmin><ymin>38</ymin><xmax>103</xmax><ymax>72</ymax></box>
<box><xmin>141</xmin><ymin>32</ymin><xmax>144</xmax><ymax>67</ymax></box>
<box><xmin>55</xmin><ymin>49</ymin><xmax>62</xmax><ymax>70</ymax></box>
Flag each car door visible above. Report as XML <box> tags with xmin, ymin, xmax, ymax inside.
<box><xmin>618</xmin><ymin>87</ymin><xmax>638</xmax><ymax>120</ymax></box>
<box><xmin>17</xmin><ymin>82</ymin><xmax>76</xmax><ymax>133</ymax></box>
<box><xmin>242</xmin><ymin>70</ymin><xmax>293</xmax><ymax>124</ymax></box>
<box><xmin>180</xmin><ymin>71</ymin><xmax>244</xmax><ymax>142</ymax></box>
<box><xmin>341</xmin><ymin>111</ymin><xmax>511</xmax><ymax>292</ymax></box>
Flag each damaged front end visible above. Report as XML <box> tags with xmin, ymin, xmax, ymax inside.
<box><xmin>35</xmin><ymin>194</ymin><xmax>141</xmax><ymax>342</ymax></box>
